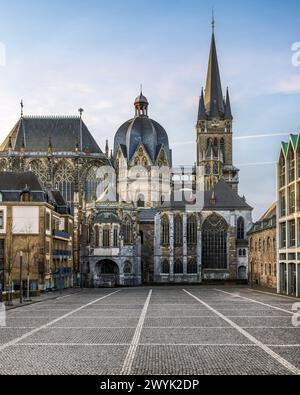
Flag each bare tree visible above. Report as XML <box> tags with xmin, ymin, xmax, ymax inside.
<box><xmin>22</xmin><ymin>226</ymin><xmax>39</xmax><ymax>301</ymax></box>
<box><xmin>5</xmin><ymin>233</ymin><xmax>17</xmax><ymax>305</ymax></box>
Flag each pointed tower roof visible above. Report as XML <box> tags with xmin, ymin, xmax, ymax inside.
<box><xmin>204</xmin><ymin>28</ymin><xmax>225</xmax><ymax>117</ymax></box>
<box><xmin>197</xmin><ymin>88</ymin><xmax>206</xmax><ymax>121</ymax></box>
<box><xmin>224</xmin><ymin>88</ymin><xmax>233</xmax><ymax>120</ymax></box>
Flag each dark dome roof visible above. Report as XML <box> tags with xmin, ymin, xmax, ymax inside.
<box><xmin>114</xmin><ymin>94</ymin><xmax>171</xmax><ymax>164</ymax></box>
<box><xmin>134</xmin><ymin>93</ymin><xmax>149</xmax><ymax>105</ymax></box>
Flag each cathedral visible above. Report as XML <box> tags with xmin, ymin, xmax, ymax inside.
<box><xmin>0</xmin><ymin>25</ymin><xmax>253</xmax><ymax>287</ymax></box>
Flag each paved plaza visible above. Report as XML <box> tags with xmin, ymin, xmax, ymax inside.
<box><xmin>0</xmin><ymin>286</ymin><xmax>299</xmax><ymax>375</ymax></box>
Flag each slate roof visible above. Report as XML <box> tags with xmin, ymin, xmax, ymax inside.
<box><xmin>248</xmin><ymin>203</ymin><xmax>276</xmax><ymax>235</ymax></box>
<box><xmin>203</xmin><ymin>180</ymin><xmax>252</xmax><ymax>210</ymax></box>
<box><xmin>149</xmin><ymin>181</ymin><xmax>252</xmax><ymax>214</ymax></box>
<box><xmin>0</xmin><ymin>172</ymin><xmax>43</xmax><ymax>191</ymax></box>
<box><xmin>0</xmin><ymin>116</ymin><xmax>102</xmax><ymax>154</ymax></box>
<box><xmin>0</xmin><ymin>172</ymin><xmax>46</xmax><ymax>202</ymax></box>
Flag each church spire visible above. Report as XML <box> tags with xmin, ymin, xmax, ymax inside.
<box><xmin>225</xmin><ymin>87</ymin><xmax>233</xmax><ymax>120</ymax></box>
<box><xmin>197</xmin><ymin>88</ymin><xmax>206</xmax><ymax>122</ymax></box>
<box><xmin>204</xmin><ymin>19</ymin><xmax>224</xmax><ymax>118</ymax></box>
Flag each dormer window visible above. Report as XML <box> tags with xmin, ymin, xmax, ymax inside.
<box><xmin>20</xmin><ymin>191</ymin><xmax>32</xmax><ymax>203</ymax></box>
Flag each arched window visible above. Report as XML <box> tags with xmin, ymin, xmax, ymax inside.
<box><xmin>123</xmin><ymin>217</ymin><xmax>132</xmax><ymax>245</ymax></box>
<box><xmin>161</xmin><ymin>216</ymin><xmax>170</xmax><ymax>246</ymax></box>
<box><xmin>202</xmin><ymin>214</ymin><xmax>228</xmax><ymax>269</ymax></box>
<box><xmin>162</xmin><ymin>260</ymin><xmax>170</xmax><ymax>274</ymax></box>
<box><xmin>174</xmin><ymin>259</ymin><xmax>183</xmax><ymax>274</ymax></box>
<box><xmin>207</xmin><ymin>138</ymin><xmax>213</xmax><ymax>149</ymax></box>
<box><xmin>29</xmin><ymin>160</ymin><xmax>48</xmax><ymax>186</ymax></box>
<box><xmin>174</xmin><ymin>215</ymin><xmax>183</xmax><ymax>246</ymax></box>
<box><xmin>85</xmin><ymin>166</ymin><xmax>103</xmax><ymax>203</ymax></box>
<box><xmin>54</xmin><ymin>160</ymin><xmax>75</xmax><ymax>204</ymax></box>
<box><xmin>243</xmin><ymin>249</ymin><xmax>247</xmax><ymax>257</ymax></box>
<box><xmin>94</xmin><ymin>226</ymin><xmax>100</xmax><ymax>248</ymax></box>
<box><xmin>124</xmin><ymin>261</ymin><xmax>132</xmax><ymax>275</ymax></box>
<box><xmin>113</xmin><ymin>227</ymin><xmax>119</xmax><ymax>248</ymax></box>
<box><xmin>139</xmin><ymin>231</ymin><xmax>144</xmax><ymax>245</ymax></box>
<box><xmin>187</xmin><ymin>259</ymin><xmax>198</xmax><ymax>274</ymax></box>
<box><xmin>102</xmin><ymin>227</ymin><xmax>110</xmax><ymax>248</ymax></box>
<box><xmin>137</xmin><ymin>194</ymin><xmax>145</xmax><ymax>208</ymax></box>
<box><xmin>187</xmin><ymin>215</ymin><xmax>197</xmax><ymax>245</ymax></box>
<box><xmin>220</xmin><ymin>138</ymin><xmax>225</xmax><ymax>162</ymax></box>
<box><xmin>205</xmin><ymin>163</ymin><xmax>211</xmax><ymax>175</ymax></box>
<box><xmin>237</xmin><ymin>217</ymin><xmax>245</xmax><ymax>240</ymax></box>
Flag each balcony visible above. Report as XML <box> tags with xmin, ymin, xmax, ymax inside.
<box><xmin>53</xmin><ymin>229</ymin><xmax>70</xmax><ymax>240</ymax></box>
<box><xmin>53</xmin><ymin>250</ymin><xmax>72</xmax><ymax>259</ymax></box>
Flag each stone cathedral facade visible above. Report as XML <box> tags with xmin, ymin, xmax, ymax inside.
<box><xmin>0</xmin><ymin>26</ymin><xmax>253</xmax><ymax>287</ymax></box>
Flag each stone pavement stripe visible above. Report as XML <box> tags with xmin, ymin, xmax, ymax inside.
<box><xmin>247</xmin><ymin>288</ymin><xmax>300</xmax><ymax>301</ymax></box>
<box><xmin>215</xmin><ymin>289</ymin><xmax>300</xmax><ymax>316</ymax></box>
<box><xmin>11</xmin><ymin>343</ymin><xmax>300</xmax><ymax>347</ymax></box>
<box><xmin>0</xmin><ymin>290</ymin><xmax>121</xmax><ymax>353</ymax></box>
<box><xmin>183</xmin><ymin>289</ymin><xmax>300</xmax><ymax>376</ymax></box>
<box><xmin>121</xmin><ymin>290</ymin><xmax>152</xmax><ymax>375</ymax></box>
<box><xmin>43</xmin><ymin>326</ymin><xmax>298</xmax><ymax>330</ymax></box>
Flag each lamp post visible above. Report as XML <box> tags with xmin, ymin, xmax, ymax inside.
<box><xmin>19</xmin><ymin>251</ymin><xmax>23</xmax><ymax>304</ymax></box>
<box><xmin>60</xmin><ymin>255</ymin><xmax>63</xmax><ymax>295</ymax></box>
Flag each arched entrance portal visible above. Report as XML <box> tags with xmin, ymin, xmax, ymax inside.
<box><xmin>96</xmin><ymin>260</ymin><xmax>120</xmax><ymax>287</ymax></box>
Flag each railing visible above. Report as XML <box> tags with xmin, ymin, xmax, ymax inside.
<box><xmin>52</xmin><ymin>250</ymin><xmax>72</xmax><ymax>258</ymax></box>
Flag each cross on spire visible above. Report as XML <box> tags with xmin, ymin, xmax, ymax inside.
<box><xmin>212</xmin><ymin>8</ymin><xmax>215</xmax><ymax>32</ymax></box>
<box><xmin>20</xmin><ymin>100</ymin><xmax>24</xmax><ymax>118</ymax></box>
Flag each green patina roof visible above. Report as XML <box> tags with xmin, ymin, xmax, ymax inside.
<box><xmin>281</xmin><ymin>133</ymin><xmax>300</xmax><ymax>156</ymax></box>
<box><xmin>290</xmin><ymin>134</ymin><xmax>299</xmax><ymax>150</ymax></box>
<box><xmin>281</xmin><ymin>142</ymin><xmax>288</xmax><ymax>155</ymax></box>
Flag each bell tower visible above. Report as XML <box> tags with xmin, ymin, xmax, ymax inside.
<box><xmin>196</xmin><ymin>18</ymin><xmax>239</xmax><ymax>192</ymax></box>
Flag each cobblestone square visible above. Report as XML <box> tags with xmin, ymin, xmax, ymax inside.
<box><xmin>0</xmin><ymin>286</ymin><xmax>299</xmax><ymax>375</ymax></box>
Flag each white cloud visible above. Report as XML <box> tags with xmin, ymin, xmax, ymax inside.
<box><xmin>274</xmin><ymin>74</ymin><xmax>300</xmax><ymax>94</ymax></box>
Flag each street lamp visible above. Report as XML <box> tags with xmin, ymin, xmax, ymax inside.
<box><xmin>19</xmin><ymin>251</ymin><xmax>23</xmax><ymax>304</ymax></box>
<box><xmin>60</xmin><ymin>255</ymin><xmax>63</xmax><ymax>295</ymax></box>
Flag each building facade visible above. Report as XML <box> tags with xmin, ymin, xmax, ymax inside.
<box><xmin>248</xmin><ymin>204</ymin><xmax>277</xmax><ymax>290</ymax></box>
<box><xmin>0</xmin><ymin>24</ymin><xmax>253</xmax><ymax>288</ymax></box>
<box><xmin>82</xmin><ymin>26</ymin><xmax>253</xmax><ymax>287</ymax></box>
<box><xmin>277</xmin><ymin>134</ymin><xmax>300</xmax><ymax>297</ymax></box>
<box><xmin>0</xmin><ymin>172</ymin><xmax>74</xmax><ymax>297</ymax></box>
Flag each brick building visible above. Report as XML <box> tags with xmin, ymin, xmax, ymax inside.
<box><xmin>248</xmin><ymin>203</ymin><xmax>277</xmax><ymax>290</ymax></box>
<box><xmin>0</xmin><ymin>172</ymin><xmax>74</xmax><ymax>298</ymax></box>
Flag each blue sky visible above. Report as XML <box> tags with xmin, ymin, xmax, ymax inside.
<box><xmin>0</xmin><ymin>0</ymin><xmax>300</xmax><ymax>219</ymax></box>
